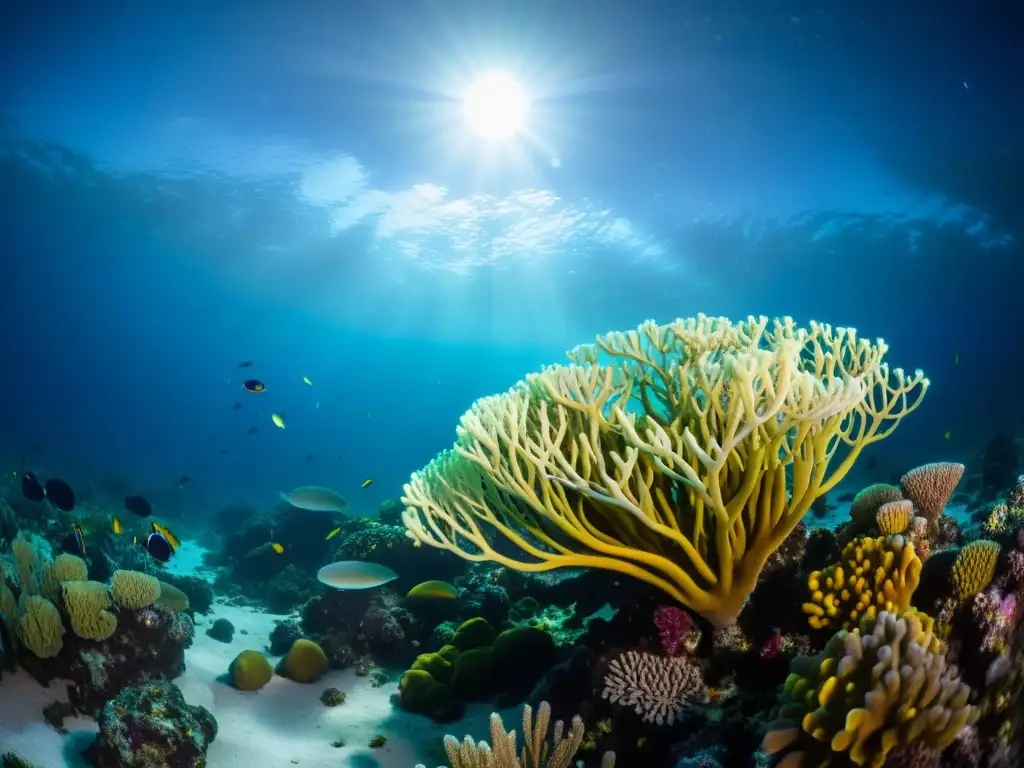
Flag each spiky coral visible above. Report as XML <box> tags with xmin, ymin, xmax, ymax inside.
<box><xmin>763</xmin><ymin>611</ymin><xmax>977</xmax><ymax>768</ymax></box>
<box><xmin>803</xmin><ymin>535</ymin><xmax>922</xmax><ymax>631</ymax></box>
<box><xmin>403</xmin><ymin>316</ymin><xmax>928</xmax><ymax>628</ymax></box>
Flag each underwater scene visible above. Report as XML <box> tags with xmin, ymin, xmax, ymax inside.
<box><xmin>1</xmin><ymin>3</ymin><xmax>1022</xmax><ymax>768</ymax></box>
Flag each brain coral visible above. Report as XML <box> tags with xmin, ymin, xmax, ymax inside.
<box><xmin>951</xmin><ymin>540</ymin><xmax>1001</xmax><ymax>600</ymax></box>
<box><xmin>16</xmin><ymin>594</ymin><xmax>65</xmax><ymax>658</ymax></box>
<box><xmin>110</xmin><ymin>570</ymin><xmax>161</xmax><ymax>610</ymax></box>
<box><xmin>230</xmin><ymin>650</ymin><xmax>274</xmax><ymax>691</ymax></box>
<box><xmin>62</xmin><ymin>580</ymin><xmax>117</xmax><ymax>641</ymax></box>
<box><xmin>280</xmin><ymin>639</ymin><xmax>327</xmax><ymax>683</ymax></box>
<box><xmin>39</xmin><ymin>554</ymin><xmax>88</xmax><ymax>602</ymax></box>
<box><xmin>764</xmin><ymin>610</ymin><xmax>977</xmax><ymax>768</ymax></box>
<box><xmin>803</xmin><ymin>534</ymin><xmax>921</xmax><ymax>631</ymax></box>
<box><xmin>849</xmin><ymin>484</ymin><xmax>904</xmax><ymax>530</ymax></box>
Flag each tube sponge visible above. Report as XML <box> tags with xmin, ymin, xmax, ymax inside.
<box><xmin>950</xmin><ymin>540</ymin><xmax>1001</xmax><ymax>599</ymax></box>
<box><xmin>110</xmin><ymin>570</ymin><xmax>161</xmax><ymax>610</ymax></box>
<box><xmin>16</xmin><ymin>594</ymin><xmax>65</xmax><ymax>658</ymax></box>
<box><xmin>763</xmin><ymin>610</ymin><xmax>977</xmax><ymax>768</ymax></box>
<box><xmin>802</xmin><ymin>535</ymin><xmax>921</xmax><ymax>631</ymax></box>
<box><xmin>62</xmin><ymin>580</ymin><xmax>117</xmax><ymax>641</ymax></box>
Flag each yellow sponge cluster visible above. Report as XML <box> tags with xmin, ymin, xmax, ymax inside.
<box><xmin>39</xmin><ymin>554</ymin><xmax>88</xmax><ymax>603</ymax></box>
<box><xmin>16</xmin><ymin>594</ymin><xmax>65</xmax><ymax>658</ymax></box>
<box><xmin>110</xmin><ymin>570</ymin><xmax>161</xmax><ymax>610</ymax></box>
<box><xmin>803</xmin><ymin>535</ymin><xmax>921</xmax><ymax>631</ymax></box>
<box><xmin>875</xmin><ymin>500</ymin><xmax>913</xmax><ymax>536</ymax></box>
<box><xmin>951</xmin><ymin>540</ymin><xmax>1001</xmax><ymax>600</ymax></box>
<box><xmin>62</xmin><ymin>580</ymin><xmax>117</xmax><ymax>641</ymax></box>
<box><xmin>763</xmin><ymin>610</ymin><xmax>977</xmax><ymax>768</ymax></box>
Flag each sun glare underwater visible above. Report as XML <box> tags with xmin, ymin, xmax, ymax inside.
<box><xmin>0</xmin><ymin>3</ymin><xmax>1023</xmax><ymax>768</ymax></box>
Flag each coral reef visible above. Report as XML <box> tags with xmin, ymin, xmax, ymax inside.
<box><xmin>86</xmin><ymin>681</ymin><xmax>217</xmax><ymax>767</ymax></box>
<box><xmin>228</xmin><ymin>650</ymin><xmax>273</xmax><ymax>691</ymax></box>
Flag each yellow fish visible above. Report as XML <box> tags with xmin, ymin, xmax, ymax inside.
<box><xmin>325</xmin><ymin>526</ymin><xmax>342</xmax><ymax>541</ymax></box>
<box><xmin>151</xmin><ymin>521</ymin><xmax>180</xmax><ymax>550</ymax></box>
<box><xmin>302</xmin><ymin>376</ymin><xmax>312</xmax><ymax>386</ymax></box>
<box><xmin>112</xmin><ymin>517</ymin><xmax>123</xmax><ymax>535</ymax></box>
<box><xmin>272</xmin><ymin>413</ymin><xmax>286</xmax><ymax>429</ymax></box>
<box><xmin>271</xmin><ymin>542</ymin><xmax>285</xmax><ymax>554</ymax></box>
<box><xmin>406</xmin><ymin>580</ymin><xmax>458</xmax><ymax>599</ymax></box>
<box><xmin>944</xmin><ymin>430</ymin><xmax>951</xmax><ymax>440</ymax></box>
<box><xmin>361</xmin><ymin>478</ymin><xmax>373</xmax><ymax>488</ymax></box>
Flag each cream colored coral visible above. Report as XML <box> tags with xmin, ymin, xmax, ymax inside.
<box><xmin>404</xmin><ymin>316</ymin><xmax>928</xmax><ymax>628</ymax></box>
<box><xmin>110</xmin><ymin>570</ymin><xmax>161</xmax><ymax>610</ymax></box>
<box><xmin>443</xmin><ymin>701</ymin><xmax>613</xmax><ymax>768</ymax></box>
<box><xmin>900</xmin><ymin>462</ymin><xmax>964</xmax><ymax>522</ymax></box>
<box><xmin>16</xmin><ymin>594</ymin><xmax>64</xmax><ymax>658</ymax></box>
<box><xmin>39</xmin><ymin>554</ymin><xmax>88</xmax><ymax>603</ymax></box>
<box><xmin>601</xmin><ymin>650</ymin><xmax>704</xmax><ymax>725</ymax></box>
<box><xmin>62</xmin><ymin>580</ymin><xmax>117</xmax><ymax>641</ymax></box>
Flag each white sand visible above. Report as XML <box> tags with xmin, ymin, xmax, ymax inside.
<box><xmin>1</xmin><ymin>600</ymin><xmax>513</xmax><ymax>767</ymax></box>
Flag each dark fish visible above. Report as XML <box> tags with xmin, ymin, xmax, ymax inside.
<box><xmin>232</xmin><ymin>403</ymin><xmax>243</xmax><ymax>411</ymax></box>
<box><xmin>44</xmin><ymin>478</ymin><xmax>76</xmax><ymax>511</ymax></box>
<box><xmin>238</xmin><ymin>361</ymin><xmax>254</xmax><ymax>368</ymax></box>
<box><xmin>152</xmin><ymin>521</ymin><xmax>181</xmax><ymax>549</ymax></box>
<box><xmin>21</xmin><ymin>471</ymin><xmax>44</xmax><ymax>502</ymax></box>
<box><xmin>242</xmin><ymin>379</ymin><xmax>266</xmax><ymax>393</ymax></box>
<box><xmin>142</xmin><ymin>532</ymin><xmax>173</xmax><ymax>562</ymax></box>
<box><xmin>219</xmin><ymin>449</ymin><xmax>229</xmax><ymax>455</ymax></box>
<box><xmin>306</xmin><ymin>454</ymin><xmax>313</xmax><ymax>461</ymax></box>
<box><xmin>60</xmin><ymin>525</ymin><xmax>86</xmax><ymax>556</ymax></box>
<box><xmin>178</xmin><ymin>475</ymin><xmax>191</xmax><ymax>488</ymax></box>
<box><xmin>247</xmin><ymin>426</ymin><xmax>258</xmax><ymax>435</ymax></box>
<box><xmin>124</xmin><ymin>495</ymin><xmax>153</xmax><ymax>518</ymax></box>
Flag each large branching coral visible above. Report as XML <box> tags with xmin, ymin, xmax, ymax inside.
<box><xmin>403</xmin><ymin>316</ymin><xmax>927</xmax><ymax>627</ymax></box>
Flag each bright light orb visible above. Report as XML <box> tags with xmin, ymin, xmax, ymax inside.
<box><xmin>462</xmin><ymin>71</ymin><xmax>528</xmax><ymax>141</ymax></box>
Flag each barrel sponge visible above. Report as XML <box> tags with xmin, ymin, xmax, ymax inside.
<box><xmin>875</xmin><ymin>500</ymin><xmax>914</xmax><ymax>536</ymax></box>
<box><xmin>62</xmin><ymin>580</ymin><xmax>117</xmax><ymax>641</ymax></box>
<box><xmin>802</xmin><ymin>534</ymin><xmax>921</xmax><ymax>631</ymax></box>
<box><xmin>763</xmin><ymin>610</ymin><xmax>977</xmax><ymax>768</ymax></box>
<box><xmin>280</xmin><ymin>639</ymin><xmax>327</xmax><ymax>683</ymax></box>
<box><xmin>39</xmin><ymin>554</ymin><xmax>88</xmax><ymax>602</ymax></box>
<box><xmin>16</xmin><ymin>594</ymin><xmax>65</xmax><ymax>658</ymax></box>
<box><xmin>230</xmin><ymin>650</ymin><xmax>274</xmax><ymax>691</ymax></box>
<box><xmin>849</xmin><ymin>484</ymin><xmax>904</xmax><ymax>529</ymax></box>
<box><xmin>110</xmin><ymin>570</ymin><xmax>161</xmax><ymax>610</ymax></box>
<box><xmin>951</xmin><ymin>540</ymin><xmax>1001</xmax><ymax>600</ymax></box>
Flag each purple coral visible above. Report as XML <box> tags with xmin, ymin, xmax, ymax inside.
<box><xmin>653</xmin><ymin>606</ymin><xmax>692</xmax><ymax>657</ymax></box>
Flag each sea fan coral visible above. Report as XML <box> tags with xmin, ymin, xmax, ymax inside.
<box><xmin>601</xmin><ymin>649</ymin><xmax>705</xmax><ymax>725</ymax></box>
<box><xmin>899</xmin><ymin>462</ymin><xmax>964</xmax><ymax>522</ymax></box>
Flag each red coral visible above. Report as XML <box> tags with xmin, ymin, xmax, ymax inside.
<box><xmin>653</xmin><ymin>606</ymin><xmax>693</xmax><ymax>657</ymax></box>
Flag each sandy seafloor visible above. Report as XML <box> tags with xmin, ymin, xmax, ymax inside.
<box><xmin>0</xmin><ymin>542</ymin><xmax>518</xmax><ymax>768</ymax></box>
<box><xmin>0</xmin><ymin>497</ymin><xmax>971</xmax><ymax>767</ymax></box>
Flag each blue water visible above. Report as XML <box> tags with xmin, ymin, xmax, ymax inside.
<box><xmin>0</xmin><ymin>1</ymin><xmax>1020</xmax><ymax>520</ymax></box>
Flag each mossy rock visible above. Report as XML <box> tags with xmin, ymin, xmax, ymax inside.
<box><xmin>278</xmin><ymin>639</ymin><xmax>327</xmax><ymax>683</ymax></box>
<box><xmin>229</xmin><ymin>650</ymin><xmax>273</xmax><ymax>691</ymax></box>
<box><xmin>410</xmin><ymin>652</ymin><xmax>454</xmax><ymax>684</ymax></box>
<box><xmin>491</xmin><ymin>626</ymin><xmax>555</xmax><ymax>692</ymax></box>
<box><xmin>451</xmin><ymin>617</ymin><xmax>496</xmax><ymax>651</ymax></box>
<box><xmin>398</xmin><ymin>669</ymin><xmax>463</xmax><ymax>721</ymax></box>
<box><xmin>449</xmin><ymin>647</ymin><xmax>495</xmax><ymax>700</ymax></box>
<box><xmin>436</xmin><ymin>644</ymin><xmax>460</xmax><ymax>663</ymax></box>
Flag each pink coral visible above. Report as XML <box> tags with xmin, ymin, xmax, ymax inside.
<box><xmin>653</xmin><ymin>606</ymin><xmax>693</xmax><ymax>656</ymax></box>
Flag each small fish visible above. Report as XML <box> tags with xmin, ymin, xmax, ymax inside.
<box><xmin>125</xmin><ymin>495</ymin><xmax>153</xmax><ymax>517</ymax></box>
<box><xmin>944</xmin><ymin>430</ymin><xmax>952</xmax><ymax>440</ymax></box>
<box><xmin>242</xmin><ymin>379</ymin><xmax>266</xmax><ymax>393</ymax></box>
<box><xmin>219</xmin><ymin>449</ymin><xmax>229</xmax><ymax>455</ymax></box>
<box><xmin>406</xmin><ymin>580</ymin><xmax>458</xmax><ymax>599</ymax></box>
<box><xmin>271</xmin><ymin>413</ymin><xmax>286</xmax><ymax>429</ymax></box>
<box><xmin>361</xmin><ymin>478</ymin><xmax>373</xmax><ymax>489</ymax></box>
<box><xmin>232</xmin><ymin>402</ymin><xmax>242</xmax><ymax>411</ymax></box>
<box><xmin>239</xmin><ymin>361</ymin><xmax>254</xmax><ymax>368</ymax></box>
<box><xmin>60</xmin><ymin>524</ymin><xmax>86</xmax><ymax>556</ymax></box>
<box><xmin>178</xmin><ymin>475</ymin><xmax>191</xmax><ymax>488</ymax></box>
<box><xmin>152</xmin><ymin>521</ymin><xmax>181</xmax><ymax>550</ymax></box>
<box><xmin>306</xmin><ymin>454</ymin><xmax>313</xmax><ymax>461</ymax></box>
<box><xmin>281</xmin><ymin>486</ymin><xmax>349</xmax><ymax>513</ymax></box>
<box><xmin>302</xmin><ymin>376</ymin><xmax>312</xmax><ymax>386</ymax></box>
<box><xmin>317</xmin><ymin>561</ymin><xmax>398</xmax><ymax>590</ymax></box>
<box><xmin>21</xmin><ymin>471</ymin><xmax>44</xmax><ymax>502</ymax></box>
<box><xmin>325</xmin><ymin>526</ymin><xmax>342</xmax><ymax>541</ymax></box>
<box><xmin>142</xmin><ymin>531</ymin><xmax>173</xmax><ymax>562</ymax></box>
<box><xmin>44</xmin><ymin>478</ymin><xmax>76</xmax><ymax>512</ymax></box>
<box><xmin>247</xmin><ymin>426</ymin><xmax>259</xmax><ymax>435</ymax></box>
<box><xmin>112</xmin><ymin>516</ymin><xmax>123</xmax><ymax>535</ymax></box>
<box><xmin>271</xmin><ymin>542</ymin><xmax>285</xmax><ymax>554</ymax></box>
<box><xmin>953</xmin><ymin>351</ymin><xmax>959</xmax><ymax>365</ymax></box>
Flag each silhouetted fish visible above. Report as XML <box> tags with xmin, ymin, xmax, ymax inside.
<box><xmin>238</xmin><ymin>361</ymin><xmax>254</xmax><ymax>368</ymax></box>
<box><xmin>60</xmin><ymin>525</ymin><xmax>86</xmax><ymax>556</ymax></box>
<box><xmin>232</xmin><ymin>403</ymin><xmax>243</xmax><ymax>411</ymax></box>
<box><xmin>143</xmin><ymin>532</ymin><xmax>172</xmax><ymax>562</ymax></box>
<box><xmin>124</xmin><ymin>495</ymin><xmax>153</xmax><ymax>518</ymax></box>
<box><xmin>242</xmin><ymin>379</ymin><xmax>266</xmax><ymax>393</ymax></box>
<box><xmin>44</xmin><ymin>479</ymin><xmax>76</xmax><ymax>512</ymax></box>
<box><xmin>21</xmin><ymin>471</ymin><xmax>44</xmax><ymax>502</ymax></box>
<box><xmin>247</xmin><ymin>426</ymin><xmax>258</xmax><ymax>435</ymax></box>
